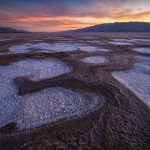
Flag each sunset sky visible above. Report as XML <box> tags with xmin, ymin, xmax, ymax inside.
<box><xmin>0</xmin><ymin>0</ymin><xmax>150</xmax><ymax>32</ymax></box>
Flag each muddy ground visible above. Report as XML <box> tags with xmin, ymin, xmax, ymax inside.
<box><xmin>0</xmin><ymin>32</ymin><xmax>150</xmax><ymax>150</ymax></box>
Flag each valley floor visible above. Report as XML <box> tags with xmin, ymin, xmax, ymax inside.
<box><xmin>0</xmin><ymin>32</ymin><xmax>150</xmax><ymax>150</ymax></box>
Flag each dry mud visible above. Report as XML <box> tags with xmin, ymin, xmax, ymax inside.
<box><xmin>0</xmin><ymin>32</ymin><xmax>150</xmax><ymax>150</ymax></box>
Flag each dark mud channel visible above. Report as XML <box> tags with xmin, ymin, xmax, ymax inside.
<box><xmin>0</xmin><ymin>33</ymin><xmax>150</xmax><ymax>150</ymax></box>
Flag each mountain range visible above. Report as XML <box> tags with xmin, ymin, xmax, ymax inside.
<box><xmin>1</xmin><ymin>22</ymin><xmax>150</xmax><ymax>33</ymax></box>
<box><xmin>73</xmin><ymin>22</ymin><xmax>150</xmax><ymax>32</ymax></box>
<box><xmin>0</xmin><ymin>27</ymin><xmax>27</xmax><ymax>33</ymax></box>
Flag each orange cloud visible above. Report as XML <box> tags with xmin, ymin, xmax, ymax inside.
<box><xmin>0</xmin><ymin>0</ymin><xmax>150</xmax><ymax>31</ymax></box>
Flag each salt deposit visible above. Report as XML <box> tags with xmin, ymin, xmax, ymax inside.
<box><xmin>0</xmin><ymin>39</ymin><xmax>11</xmax><ymax>42</ymax></box>
<box><xmin>124</xmin><ymin>39</ymin><xmax>150</xmax><ymax>45</ymax></box>
<box><xmin>17</xmin><ymin>87</ymin><xmax>104</xmax><ymax>130</ymax></box>
<box><xmin>9</xmin><ymin>43</ymin><xmax>33</xmax><ymax>53</ymax></box>
<box><xmin>9</xmin><ymin>42</ymin><xmax>109</xmax><ymax>53</ymax></box>
<box><xmin>133</xmin><ymin>48</ymin><xmax>150</xmax><ymax>54</ymax></box>
<box><xmin>0</xmin><ymin>58</ymin><xmax>105</xmax><ymax>130</ymax></box>
<box><xmin>109</xmin><ymin>41</ymin><xmax>134</xmax><ymax>46</ymax></box>
<box><xmin>0</xmin><ymin>59</ymin><xmax>71</xmax><ymax>100</ymax></box>
<box><xmin>0</xmin><ymin>87</ymin><xmax>104</xmax><ymax>130</ymax></box>
<box><xmin>78</xmin><ymin>46</ymin><xmax>109</xmax><ymax>52</ymax></box>
<box><xmin>82</xmin><ymin>56</ymin><xmax>108</xmax><ymax>64</ymax></box>
<box><xmin>112</xmin><ymin>56</ymin><xmax>150</xmax><ymax>107</ymax></box>
<box><xmin>0</xmin><ymin>59</ymin><xmax>71</xmax><ymax>81</ymax></box>
<box><xmin>112</xmin><ymin>38</ymin><xmax>150</xmax><ymax>45</ymax></box>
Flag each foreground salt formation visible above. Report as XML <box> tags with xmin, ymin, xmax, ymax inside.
<box><xmin>0</xmin><ymin>87</ymin><xmax>104</xmax><ymax>130</ymax></box>
<box><xmin>112</xmin><ymin>56</ymin><xmax>150</xmax><ymax>107</ymax></box>
<box><xmin>0</xmin><ymin>59</ymin><xmax>105</xmax><ymax>130</ymax></box>
<box><xmin>82</xmin><ymin>56</ymin><xmax>108</xmax><ymax>64</ymax></box>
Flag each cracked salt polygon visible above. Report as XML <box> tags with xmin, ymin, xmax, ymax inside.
<box><xmin>0</xmin><ymin>39</ymin><xmax>11</xmax><ymax>42</ymax></box>
<box><xmin>0</xmin><ymin>59</ymin><xmax>71</xmax><ymax>100</ymax></box>
<box><xmin>78</xmin><ymin>46</ymin><xmax>109</xmax><ymax>52</ymax></box>
<box><xmin>48</xmin><ymin>43</ymin><xmax>81</xmax><ymax>52</ymax></box>
<box><xmin>109</xmin><ymin>41</ymin><xmax>134</xmax><ymax>46</ymax></box>
<box><xmin>133</xmin><ymin>48</ymin><xmax>150</xmax><ymax>54</ymax></box>
<box><xmin>125</xmin><ymin>39</ymin><xmax>150</xmax><ymax>45</ymax></box>
<box><xmin>112</xmin><ymin>56</ymin><xmax>150</xmax><ymax>107</ymax></box>
<box><xmin>0</xmin><ymin>86</ymin><xmax>104</xmax><ymax>130</ymax></box>
<box><xmin>112</xmin><ymin>38</ymin><xmax>150</xmax><ymax>45</ymax></box>
<box><xmin>17</xmin><ymin>87</ymin><xmax>104</xmax><ymax>130</ymax></box>
<box><xmin>86</xmin><ymin>40</ymin><xmax>102</xmax><ymax>44</ymax></box>
<box><xmin>9</xmin><ymin>43</ymin><xmax>33</xmax><ymax>53</ymax></box>
<box><xmin>0</xmin><ymin>59</ymin><xmax>71</xmax><ymax>81</ymax></box>
<box><xmin>0</xmin><ymin>58</ymin><xmax>105</xmax><ymax>130</ymax></box>
<box><xmin>0</xmin><ymin>59</ymin><xmax>98</xmax><ymax>130</ymax></box>
<box><xmin>82</xmin><ymin>56</ymin><xmax>108</xmax><ymax>64</ymax></box>
<box><xmin>112</xmin><ymin>39</ymin><xmax>127</xmax><ymax>42</ymax></box>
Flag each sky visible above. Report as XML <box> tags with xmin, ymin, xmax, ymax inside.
<box><xmin>0</xmin><ymin>0</ymin><xmax>150</xmax><ymax>32</ymax></box>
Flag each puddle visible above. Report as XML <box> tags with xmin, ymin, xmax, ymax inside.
<box><xmin>133</xmin><ymin>48</ymin><xmax>150</xmax><ymax>54</ymax></box>
<box><xmin>112</xmin><ymin>56</ymin><xmax>150</xmax><ymax>107</ymax></box>
<box><xmin>82</xmin><ymin>56</ymin><xmax>108</xmax><ymax>64</ymax></box>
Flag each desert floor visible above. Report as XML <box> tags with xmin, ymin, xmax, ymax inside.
<box><xmin>0</xmin><ymin>32</ymin><xmax>150</xmax><ymax>150</ymax></box>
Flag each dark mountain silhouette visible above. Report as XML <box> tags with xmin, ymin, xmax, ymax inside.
<box><xmin>0</xmin><ymin>27</ymin><xmax>27</xmax><ymax>33</ymax></box>
<box><xmin>73</xmin><ymin>22</ymin><xmax>150</xmax><ymax>32</ymax></box>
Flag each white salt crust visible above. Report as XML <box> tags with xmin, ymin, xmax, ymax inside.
<box><xmin>133</xmin><ymin>48</ymin><xmax>150</xmax><ymax>54</ymax></box>
<box><xmin>0</xmin><ymin>87</ymin><xmax>104</xmax><ymax>130</ymax></box>
<box><xmin>109</xmin><ymin>41</ymin><xmax>134</xmax><ymax>46</ymax></box>
<box><xmin>0</xmin><ymin>59</ymin><xmax>71</xmax><ymax>100</ymax></box>
<box><xmin>82</xmin><ymin>56</ymin><xmax>108</xmax><ymax>64</ymax></box>
<box><xmin>8</xmin><ymin>42</ymin><xmax>109</xmax><ymax>53</ymax></box>
<box><xmin>0</xmin><ymin>39</ymin><xmax>12</xmax><ymax>42</ymax></box>
<box><xmin>0</xmin><ymin>59</ymin><xmax>104</xmax><ymax>130</ymax></box>
<box><xmin>112</xmin><ymin>56</ymin><xmax>150</xmax><ymax>107</ymax></box>
<box><xmin>112</xmin><ymin>39</ymin><xmax>150</xmax><ymax>45</ymax></box>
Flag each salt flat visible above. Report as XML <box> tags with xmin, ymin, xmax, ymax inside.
<box><xmin>0</xmin><ymin>32</ymin><xmax>150</xmax><ymax>150</ymax></box>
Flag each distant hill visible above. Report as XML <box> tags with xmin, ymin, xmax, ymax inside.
<box><xmin>0</xmin><ymin>27</ymin><xmax>27</xmax><ymax>33</ymax></box>
<box><xmin>73</xmin><ymin>22</ymin><xmax>150</xmax><ymax>32</ymax></box>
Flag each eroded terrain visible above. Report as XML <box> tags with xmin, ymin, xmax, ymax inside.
<box><xmin>0</xmin><ymin>32</ymin><xmax>150</xmax><ymax>150</ymax></box>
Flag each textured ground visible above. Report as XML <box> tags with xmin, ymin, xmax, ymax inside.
<box><xmin>0</xmin><ymin>32</ymin><xmax>150</xmax><ymax>150</ymax></box>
